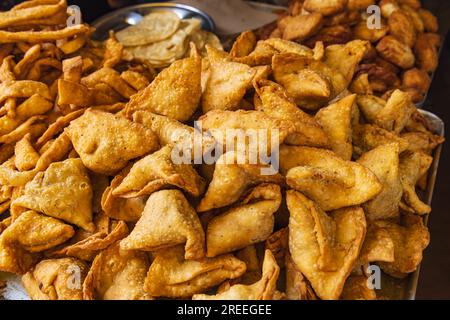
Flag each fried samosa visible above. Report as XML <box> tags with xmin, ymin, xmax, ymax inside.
<box><xmin>197</xmin><ymin>151</ymin><xmax>284</xmax><ymax>212</ymax></box>
<box><xmin>254</xmin><ymin>80</ymin><xmax>329</xmax><ymax>148</ymax></box>
<box><xmin>352</xmin><ymin>123</ymin><xmax>410</xmax><ymax>156</ymax></box>
<box><xmin>125</xmin><ymin>52</ymin><xmax>202</xmax><ymax>122</ymax></box>
<box><xmin>22</xmin><ymin>257</ymin><xmax>88</xmax><ymax>300</ymax></box>
<box><xmin>0</xmin><ymin>210</ymin><xmax>74</xmax><ymax>274</ymax></box>
<box><xmin>199</xmin><ymin>109</ymin><xmax>294</xmax><ymax>151</ymax></box>
<box><xmin>12</xmin><ymin>158</ymin><xmax>94</xmax><ymax>231</ymax></box>
<box><xmin>83</xmin><ymin>242</ymin><xmax>152</xmax><ymax>300</ymax></box>
<box><xmin>315</xmin><ymin>94</ymin><xmax>356</xmax><ymax>160</ymax></box>
<box><xmin>340</xmin><ymin>275</ymin><xmax>376</xmax><ymax>300</ymax></box>
<box><xmin>359</xmin><ymin>222</ymin><xmax>395</xmax><ymax>265</ymax></box>
<box><xmin>120</xmin><ymin>189</ymin><xmax>205</xmax><ymax>260</ymax></box>
<box><xmin>65</xmin><ymin>109</ymin><xmax>159</xmax><ymax>175</ymax></box>
<box><xmin>372</xmin><ymin>90</ymin><xmax>415</xmax><ymax>134</ymax></box>
<box><xmin>283</xmin><ymin>146</ymin><xmax>381</xmax><ymax>210</ymax></box>
<box><xmin>193</xmin><ymin>250</ymin><xmax>279</xmax><ymax>300</ymax></box>
<box><xmin>50</xmin><ymin>221</ymin><xmax>128</xmax><ymax>261</ymax></box>
<box><xmin>357</xmin><ymin>143</ymin><xmax>403</xmax><ymax>220</ymax></box>
<box><xmin>376</xmin><ymin>216</ymin><xmax>430</xmax><ymax>278</ymax></box>
<box><xmin>112</xmin><ymin>145</ymin><xmax>205</xmax><ymax>198</ymax></box>
<box><xmin>101</xmin><ymin>173</ymin><xmax>146</xmax><ymax>222</ymax></box>
<box><xmin>206</xmin><ymin>184</ymin><xmax>281</xmax><ymax>257</ymax></box>
<box><xmin>401</xmin><ymin>131</ymin><xmax>444</xmax><ymax>155</ymax></box>
<box><xmin>202</xmin><ymin>46</ymin><xmax>256</xmax><ymax>113</ymax></box>
<box><xmin>399</xmin><ymin>151</ymin><xmax>433</xmax><ymax>215</ymax></box>
<box><xmin>132</xmin><ymin>111</ymin><xmax>216</xmax><ymax>156</ymax></box>
<box><xmin>272</xmin><ymin>53</ymin><xmax>347</xmax><ymax>110</ymax></box>
<box><xmin>287</xmin><ymin>191</ymin><xmax>366</xmax><ymax>300</ymax></box>
<box><xmin>323</xmin><ymin>40</ymin><xmax>370</xmax><ymax>85</ymax></box>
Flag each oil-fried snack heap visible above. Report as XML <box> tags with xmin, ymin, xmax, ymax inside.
<box><xmin>258</xmin><ymin>0</ymin><xmax>441</xmax><ymax>103</ymax></box>
<box><xmin>0</xmin><ymin>0</ymin><xmax>444</xmax><ymax>301</ymax></box>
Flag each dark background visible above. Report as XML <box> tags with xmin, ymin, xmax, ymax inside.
<box><xmin>411</xmin><ymin>0</ymin><xmax>450</xmax><ymax>300</ymax></box>
<box><xmin>2</xmin><ymin>0</ymin><xmax>450</xmax><ymax>299</ymax></box>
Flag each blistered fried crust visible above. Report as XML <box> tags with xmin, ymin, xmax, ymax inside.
<box><xmin>65</xmin><ymin>109</ymin><xmax>159</xmax><ymax>175</ymax></box>
<box><xmin>287</xmin><ymin>191</ymin><xmax>366</xmax><ymax>300</ymax></box>
<box><xmin>22</xmin><ymin>257</ymin><xmax>88</xmax><ymax>300</ymax></box>
<box><xmin>83</xmin><ymin>242</ymin><xmax>152</xmax><ymax>300</ymax></box>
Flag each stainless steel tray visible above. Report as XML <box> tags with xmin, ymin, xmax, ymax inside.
<box><xmin>0</xmin><ymin>110</ymin><xmax>444</xmax><ymax>300</ymax></box>
<box><xmin>91</xmin><ymin>2</ymin><xmax>215</xmax><ymax>41</ymax></box>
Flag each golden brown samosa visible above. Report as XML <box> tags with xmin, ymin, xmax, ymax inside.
<box><xmin>198</xmin><ymin>109</ymin><xmax>294</xmax><ymax>151</ymax></box>
<box><xmin>50</xmin><ymin>221</ymin><xmax>128</xmax><ymax>261</ymax></box>
<box><xmin>357</xmin><ymin>143</ymin><xmax>403</xmax><ymax>220</ymax></box>
<box><xmin>12</xmin><ymin>158</ymin><xmax>95</xmax><ymax>231</ymax></box>
<box><xmin>83</xmin><ymin>242</ymin><xmax>152</xmax><ymax>300</ymax></box>
<box><xmin>340</xmin><ymin>275</ymin><xmax>376</xmax><ymax>300</ymax></box>
<box><xmin>202</xmin><ymin>46</ymin><xmax>256</xmax><ymax>113</ymax></box>
<box><xmin>373</xmin><ymin>90</ymin><xmax>416</xmax><ymax>134</ymax></box>
<box><xmin>125</xmin><ymin>53</ymin><xmax>201</xmax><ymax>122</ymax></box>
<box><xmin>0</xmin><ymin>210</ymin><xmax>74</xmax><ymax>274</ymax></box>
<box><xmin>144</xmin><ymin>245</ymin><xmax>246</xmax><ymax>298</ymax></box>
<box><xmin>323</xmin><ymin>40</ymin><xmax>370</xmax><ymax>85</ymax></box>
<box><xmin>254</xmin><ymin>80</ymin><xmax>329</xmax><ymax>148</ymax></box>
<box><xmin>193</xmin><ymin>250</ymin><xmax>279</xmax><ymax>300</ymax></box>
<box><xmin>197</xmin><ymin>151</ymin><xmax>284</xmax><ymax>212</ymax></box>
<box><xmin>287</xmin><ymin>191</ymin><xmax>366</xmax><ymax>300</ymax></box>
<box><xmin>376</xmin><ymin>216</ymin><xmax>430</xmax><ymax>278</ymax></box>
<box><xmin>352</xmin><ymin>123</ymin><xmax>409</xmax><ymax>156</ymax></box>
<box><xmin>401</xmin><ymin>131</ymin><xmax>445</xmax><ymax>155</ymax></box>
<box><xmin>359</xmin><ymin>222</ymin><xmax>395</xmax><ymax>266</ymax></box>
<box><xmin>282</xmin><ymin>146</ymin><xmax>381</xmax><ymax>210</ymax></box>
<box><xmin>101</xmin><ymin>173</ymin><xmax>146</xmax><ymax>222</ymax></box>
<box><xmin>112</xmin><ymin>145</ymin><xmax>205</xmax><ymax>198</ymax></box>
<box><xmin>120</xmin><ymin>189</ymin><xmax>205</xmax><ymax>260</ymax></box>
<box><xmin>315</xmin><ymin>94</ymin><xmax>356</xmax><ymax>160</ymax></box>
<box><xmin>132</xmin><ymin>111</ymin><xmax>216</xmax><ymax>156</ymax></box>
<box><xmin>65</xmin><ymin>109</ymin><xmax>159</xmax><ymax>175</ymax></box>
<box><xmin>22</xmin><ymin>258</ymin><xmax>88</xmax><ymax>300</ymax></box>
<box><xmin>272</xmin><ymin>53</ymin><xmax>347</xmax><ymax>110</ymax></box>
<box><xmin>206</xmin><ymin>184</ymin><xmax>281</xmax><ymax>257</ymax></box>
<box><xmin>399</xmin><ymin>151</ymin><xmax>433</xmax><ymax>215</ymax></box>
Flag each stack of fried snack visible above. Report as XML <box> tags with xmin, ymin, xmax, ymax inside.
<box><xmin>259</xmin><ymin>0</ymin><xmax>440</xmax><ymax>103</ymax></box>
<box><xmin>0</xmin><ymin>0</ymin><xmax>445</xmax><ymax>300</ymax></box>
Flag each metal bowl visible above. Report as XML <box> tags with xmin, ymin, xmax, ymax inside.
<box><xmin>91</xmin><ymin>2</ymin><xmax>215</xmax><ymax>41</ymax></box>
